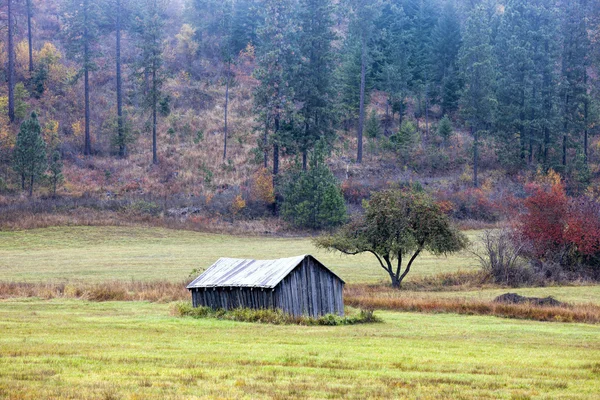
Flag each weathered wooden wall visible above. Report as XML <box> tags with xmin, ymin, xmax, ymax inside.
<box><xmin>190</xmin><ymin>257</ymin><xmax>344</xmax><ymax>317</ymax></box>
<box><xmin>192</xmin><ymin>287</ymin><xmax>275</xmax><ymax>310</ymax></box>
<box><xmin>274</xmin><ymin>257</ymin><xmax>345</xmax><ymax>317</ymax></box>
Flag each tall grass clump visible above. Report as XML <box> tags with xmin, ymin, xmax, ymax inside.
<box><xmin>171</xmin><ymin>302</ymin><xmax>382</xmax><ymax>326</ymax></box>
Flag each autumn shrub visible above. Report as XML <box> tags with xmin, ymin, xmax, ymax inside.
<box><xmin>435</xmin><ymin>188</ymin><xmax>501</xmax><ymax>222</ymax></box>
<box><xmin>516</xmin><ymin>174</ymin><xmax>600</xmax><ymax>278</ymax></box>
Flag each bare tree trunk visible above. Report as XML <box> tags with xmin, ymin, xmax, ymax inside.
<box><xmin>84</xmin><ymin>1</ymin><xmax>92</xmax><ymax>156</ymax></box>
<box><xmin>152</xmin><ymin>65</ymin><xmax>158</xmax><ymax>165</ymax></box>
<box><xmin>357</xmin><ymin>33</ymin><xmax>367</xmax><ymax>164</ymax></box>
<box><xmin>29</xmin><ymin>174</ymin><xmax>34</xmax><ymax>197</ymax></box>
<box><xmin>273</xmin><ymin>116</ymin><xmax>280</xmax><ymax>177</ymax></box>
<box><xmin>473</xmin><ymin>126</ymin><xmax>479</xmax><ymax>188</ymax></box>
<box><xmin>7</xmin><ymin>0</ymin><xmax>15</xmax><ymax>123</ymax></box>
<box><xmin>263</xmin><ymin>117</ymin><xmax>268</xmax><ymax>169</ymax></box>
<box><xmin>116</xmin><ymin>0</ymin><xmax>125</xmax><ymax>157</ymax></box>
<box><xmin>27</xmin><ymin>0</ymin><xmax>34</xmax><ymax>73</ymax></box>
<box><xmin>584</xmin><ymin>73</ymin><xmax>589</xmax><ymax>165</ymax></box>
<box><xmin>563</xmin><ymin>94</ymin><xmax>569</xmax><ymax>167</ymax></box>
<box><xmin>425</xmin><ymin>84</ymin><xmax>430</xmax><ymax>140</ymax></box>
<box><xmin>223</xmin><ymin>61</ymin><xmax>230</xmax><ymax>161</ymax></box>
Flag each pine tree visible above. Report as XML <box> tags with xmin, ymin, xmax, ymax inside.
<box><xmin>26</xmin><ymin>0</ymin><xmax>34</xmax><ymax>74</ymax></box>
<box><xmin>13</xmin><ymin>112</ymin><xmax>47</xmax><ymax>196</ymax></box>
<box><xmin>253</xmin><ymin>0</ymin><xmax>298</xmax><ymax>179</ymax></box>
<box><xmin>294</xmin><ymin>0</ymin><xmax>337</xmax><ymax>170</ymax></box>
<box><xmin>374</xmin><ymin>2</ymin><xmax>411</xmax><ymax>132</ymax></box>
<box><xmin>7</xmin><ymin>0</ymin><xmax>15</xmax><ymax>123</ymax></box>
<box><xmin>495</xmin><ymin>0</ymin><xmax>559</xmax><ymax>169</ymax></box>
<box><xmin>281</xmin><ymin>142</ymin><xmax>347</xmax><ymax>230</ymax></box>
<box><xmin>561</xmin><ymin>0</ymin><xmax>591</xmax><ymax>168</ymax></box>
<box><xmin>437</xmin><ymin>115</ymin><xmax>453</xmax><ymax>146</ymax></box>
<box><xmin>103</xmin><ymin>0</ymin><xmax>132</xmax><ymax>157</ymax></box>
<box><xmin>134</xmin><ymin>0</ymin><xmax>166</xmax><ymax>165</ymax></box>
<box><xmin>405</xmin><ymin>0</ymin><xmax>438</xmax><ymax>137</ymax></box>
<box><xmin>347</xmin><ymin>0</ymin><xmax>382</xmax><ymax>164</ymax></box>
<box><xmin>48</xmin><ymin>150</ymin><xmax>64</xmax><ymax>197</ymax></box>
<box><xmin>366</xmin><ymin>110</ymin><xmax>382</xmax><ymax>139</ymax></box>
<box><xmin>459</xmin><ymin>4</ymin><xmax>496</xmax><ymax>187</ymax></box>
<box><xmin>61</xmin><ymin>0</ymin><xmax>103</xmax><ymax>156</ymax></box>
<box><xmin>431</xmin><ymin>2</ymin><xmax>462</xmax><ymax>115</ymax></box>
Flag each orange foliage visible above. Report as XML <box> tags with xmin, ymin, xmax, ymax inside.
<box><xmin>251</xmin><ymin>168</ymin><xmax>275</xmax><ymax>204</ymax></box>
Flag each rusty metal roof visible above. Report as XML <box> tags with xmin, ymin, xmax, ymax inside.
<box><xmin>186</xmin><ymin>255</ymin><xmax>343</xmax><ymax>289</ymax></box>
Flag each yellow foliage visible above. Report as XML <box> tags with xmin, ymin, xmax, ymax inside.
<box><xmin>231</xmin><ymin>194</ymin><xmax>246</xmax><ymax>216</ymax></box>
<box><xmin>72</xmin><ymin>121</ymin><xmax>83</xmax><ymax>139</ymax></box>
<box><xmin>251</xmin><ymin>167</ymin><xmax>275</xmax><ymax>204</ymax></box>
<box><xmin>175</xmin><ymin>24</ymin><xmax>199</xmax><ymax>61</ymax></box>
<box><xmin>15</xmin><ymin>40</ymin><xmax>30</xmax><ymax>75</ymax></box>
<box><xmin>44</xmin><ymin>120</ymin><xmax>60</xmax><ymax>147</ymax></box>
<box><xmin>535</xmin><ymin>168</ymin><xmax>562</xmax><ymax>187</ymax></box>
<box><xmin>39</xmin><ymin>42</ymin><xmax>62</xmax><ymax>65</ymax></box>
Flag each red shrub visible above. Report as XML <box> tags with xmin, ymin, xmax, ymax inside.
<box><xmin>517</xmin><ymin>181</ymin><xmax>568</xmax><ymax>258</ymax></box>
<box><xmin>565</xmin><ymin>198</ymin><xmax>600</xmax><ymax>256</ymax></box>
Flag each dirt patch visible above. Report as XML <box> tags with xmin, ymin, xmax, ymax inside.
<box><xmin>493</xmin><ymin>293</ymin><xmax>564</xmax><ymax>307</ymax></box>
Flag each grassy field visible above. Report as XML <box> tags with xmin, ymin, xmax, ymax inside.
<box><xmin>1</xmin><ymin>299</ymin><xmax>599</xmax><ymax>400</ymax></box>
<box><xmin>0</xmin><ymin>226</ymin><xmax>479</xmax><ymax>284</ymax></box>
<box><xmin>1</xmin><ymin>226</ymin><xmax>600</xmax><ymax>399</ymax></box>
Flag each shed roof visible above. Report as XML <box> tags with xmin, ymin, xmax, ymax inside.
<box><xmin>186</xmin><ymin>255</ymin><xmax>344</xmax><ymax>290</ymax></box>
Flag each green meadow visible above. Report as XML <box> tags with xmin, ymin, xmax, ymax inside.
<box><xmin>1</xmin><ymin>226</ymin><xmax>599</xmax><ymax>399</ymax></box>
<box><xmin>0</xmin><ymin>226</ymin><xmax>479</xmax><ymax>283</ymax></box>
<box><xmin>1</xmin><ymin>300</ymin><xmax>599</xmax><ymax>400</ymax></box>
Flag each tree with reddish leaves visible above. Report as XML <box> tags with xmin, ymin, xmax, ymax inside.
<box><xmin>517</xmin><ymin>181</ymin><xmax>568</xmax><ymax>259</ymax></box>
<box><xmin>517</xmin><ymin>174</ymin><xmax>600</xmax><ymax>270</ymax></box>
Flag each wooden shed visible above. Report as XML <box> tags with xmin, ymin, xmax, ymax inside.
<box><xmin>186</xmin><ymin>255</ymin><xmax>345</xmax><ymax>317</ymax></box>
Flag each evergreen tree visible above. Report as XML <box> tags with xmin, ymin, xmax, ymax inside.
<box><xmin>431</xmin><ymin>2</ymin><xmax>462</xmax><ymax>115</ymax></box>
<box><xmin>48</xmin><ymin>150</ymin><xmax>64</xmax><ymax>197</ymax></box>
<box><xmin>560</xmin><ymin>0</ymin><xmax>591</xmax><ymax>168</ymax></box>
<box><xmin>459</xmin><ymin>4</ymin><xmax>496</xmax><ymax>187</ymax></box>
<box><xmin>61</xmin><ymin>0</ymin><xmax>103</xmax><ymax>156</ymax></box>
<box><xmin>374</xmin><ymin>2</ymin><xmax>411</xmax><ymax>131</ymax></box>
<box><xmin>13</xmin><ymin>112</ymin><xmax>47</xmax><ymax>196</ymax></box>
<box><xmin>437</xmin><ymin>114</ymin><xmax>453</xmax><ymax>146</ymax></box>
<box><xmin>405</xmin><ymin>0</ymin><xmax>438</xmax><ymax>136</ymax></box>
<box><xmin>347</xmin><ymin>0</ymin><xmax>382</xmax><ymax>164</ymax></box>
<box><xmin>7</xmin><ymin>0</ymin><xmax>15</xmax><ymax>123</ymax></box>
<box><xmin>366</xmin><ymin>110</ymin><xmax>382</xmax><ymax>139</ymax></box>
<box><xmin>253</xmin><ymin>0</ymin><xmax>298</xmax><ymax>179</ymax></box>
<box><xmin>495</xmin><ymin>0</ymin><xmax>559</xmax><ymax>169</ymax></box>
<box><xmin>294</xmin><ymin>0</ymin><xmax>337</xmax><ymax>170</ymax></box>
<box><xmin>134</xmin><ymin>0</ymin><xmax>166</xmax><ymax>165</ymax></box>
<box><xmin>281</xmin><ymin>142</ymin><xmax>347</xmax><ymax>230</ymax></box>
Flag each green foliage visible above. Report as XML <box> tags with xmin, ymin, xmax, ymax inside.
<box><xmin>173</xmin><ymin>302</ymin><xmax>382</xmax><ymax>326</ymax></box>
<box><xmin>14</xmin><ymin>83</ymin><xmax>30</xmax><ymax>121</ymax></box>
<box><xmin>437</xmin><ymin>115</ymin><xmax>453</xmax><ymax>144</ymax></box>
<box><xmin>13</xmin><ymin>112</ymin><xmax>47</xmax><ymax>196</ymax></box>
<box><xmin>48</xmin><ymin>150</ymin><xmax>64</xmax><ymax>197</ymax></box>
<box><xmin>389</xmin><ymin>120</ymin><xmax>417</xmax><ymax>154</ymax></box>
<box><xmin>281</xmin><ymin>143</ymin><xmax>347</xmax><ymax>230</ymax></box>
<box><xmin>315</xmin><ymin>189</ymin><xmax>468</xmax><ymax>287</ymax></box>
<box><xmin>124</xmin><ymin>200</ymin><xmax>162</xmax><ymax>216</ymax></box>
<box><xmin>32</xmin><ymin>65</ymin><xmax>48</xmax><ymax>99</ymax></box>
<box><xmin>159</xmin><ymin>95</ymin><xmax>171</xmax><ymax>117</ymax></box>
<box><xmin>365</xmin><ymin>110</ymin><xmax>382</xmax><ymax>139</ymax></box>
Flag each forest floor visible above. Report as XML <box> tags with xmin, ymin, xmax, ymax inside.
<box><xmin>1</xmin><ymin>226</ymin><xmax>599</xmax><ymax>399</ymax></box>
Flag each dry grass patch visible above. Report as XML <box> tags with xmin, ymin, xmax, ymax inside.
<box><xmin>345</xmin><ymin>284</ymin><xmax>600</xmax><ymax>324</ymax></box>
<box><xmin>0</xmin><ymin>281</ymin><xmax>189</xmax><ymax>303</ymax></box>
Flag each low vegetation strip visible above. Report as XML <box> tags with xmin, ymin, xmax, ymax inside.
<box><xmin>172</xmin><ymin>302</ymin><xmax>382</xmax><ymax>326</ymax></box>
<box><xmin>345</xmin><ymin>295</ymin><xmax>600</xmax><ymax>324</ymax></box>
<box><xmin>0</xmin><ymin>281</ymin><xmax>189</xmax><ymax>302</ymax></box>
<box><xmin>3</xmin><ymin>280</ymin><xmax>599</xmax><ymax>324</ymax></box>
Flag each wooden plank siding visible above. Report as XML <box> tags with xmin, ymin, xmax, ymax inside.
<box><xmin>189</xmin><ymin>256</ymin><xmax>344</xmax><ymax>317</ymax></box>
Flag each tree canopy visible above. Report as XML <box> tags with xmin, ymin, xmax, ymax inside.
<box><xmin>315</xmin><ymin>189</ymin><xmax>468</xmax><ymax>288</ymax></box>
